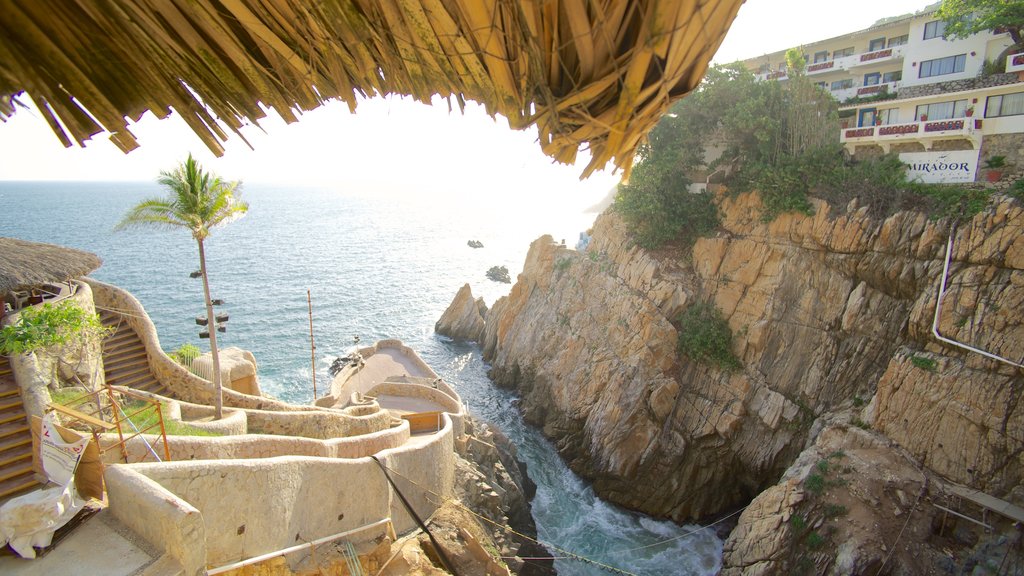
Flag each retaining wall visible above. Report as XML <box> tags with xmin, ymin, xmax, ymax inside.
<box><xmin>105</xmin><ymin>416</ymin><xmax>454</xmax><ymax>572</ymax></box>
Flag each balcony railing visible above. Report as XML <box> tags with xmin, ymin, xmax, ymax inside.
<box><xmin>839</xmin><ymin>118</ymin><xmax>981</xmax><ymax>150</ymax></box>
<box><xmin>1008</xmin><ymin>52</ymin><xmax>1024</xmax><ymax>74</ymax></box>
<box><xmin>832</xmin><ymin>81</ymin><xmax>900</xmax><ymax>103</ymax></box>
<box><xmin>807</xmin><ymin>45</ymin><xmax>906</xmax><ymax>76</ymax></box>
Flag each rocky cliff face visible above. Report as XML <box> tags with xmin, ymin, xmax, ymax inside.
<box><xmin>472</xmin><ymin>191</ymin><xmax>1023</xmax><ymax>524</ymax></box>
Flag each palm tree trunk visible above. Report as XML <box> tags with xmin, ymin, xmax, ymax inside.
<box><xmin>197</xmin><ymin>239</ymin><xmax>224</xmax><ymax>419</ymax></box>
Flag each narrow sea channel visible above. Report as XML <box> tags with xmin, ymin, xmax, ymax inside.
<box><xmin>1</xmin><ymin>181</ymin><xmax>722</xmax><ymax>575</ymax></box>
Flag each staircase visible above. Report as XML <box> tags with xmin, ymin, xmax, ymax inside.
<box><xmin>0</xmin><ymin>354</ymin><xmax>40</xmax><ymax>502</ymax></box>
<box><xmin>100</xmin><ymin>311</ymin><xmax>172</xmax><ymax>398</ymax></box>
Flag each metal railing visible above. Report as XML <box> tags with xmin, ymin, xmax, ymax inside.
<box><xmin>47</xmin><ymin>385</ymin><xmax>171</xmax><ymax>463</ymax></box>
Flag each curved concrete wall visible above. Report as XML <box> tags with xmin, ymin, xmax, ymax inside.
<box><xmin>368</xmin><ymin>381</ymin><xmax>465</xmax><ymax>437</ymax></box>
<box><xmin>102</xmin><ymin>419</ymin><xmax>412</xmax><ymax>463</ymax></box>
<box><xmin>106</xmin><ymin>418</ymin><xmax>454</xmax><ymax>571</ymax></box>
<box><xmin>89</xmin><ymin>279</ymin><xmax>402</xmax><ymax>439</ymax></box>
<box><xmin>87</xmin><ymin>278</ymin><xmax>313</xmax><ymax>412</ymax></box>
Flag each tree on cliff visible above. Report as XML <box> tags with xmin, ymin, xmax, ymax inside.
<box><xmin>937</xmin><ymin>0</ymin><xmax>1024</xmax><ymax>50</ymax></box>
<box><xmin>115</xmin><ymin>154</ymin><xmax>248</xmax><ymax>419</ymax></box>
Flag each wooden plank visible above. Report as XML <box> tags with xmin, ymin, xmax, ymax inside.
<box><xmin>48</xmin><ymin>403</ymin><xmax>115</xmax><ymax>430</ymax></box>
<box><xmin>401</xmin><ymin>411</ymin><xmax>444</xmax><ymax>433</ymax></box>
<box><xmin>945</xmin><ymin>483</ymin><xmax>1024</xmax><ymax>524</ymax></box>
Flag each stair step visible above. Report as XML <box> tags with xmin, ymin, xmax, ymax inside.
<box><xmin>0</xmin><ymin>396</ymin><xmax>24</xmax><ymax>412</ymax></box>
<box><xmin>0</xmin><ymin>383</ymin><xmax>19</xmax><ymax>400</ymax></box>
<box><xmin>109</xmin><ymin>372</ymin><xmax>157</xmax><ymax>389</ymax></box>
<box><xmin>105</xmin><ymin>348</ymin><xmax>148</xmax><ymax>364</ymax></box>
<box><xmin>0</xmin><ymin>443</ymin><xmax>33</xmax><ymax>468</ymax></box>
<box><xmin>0</xmin><ymin>475</ymin><xmax>41</xmax><ymax>501</ymax></box>
<box><xmin>0</xmin><ymin>421</ymin><xmax>29</xmax><ymax>440</ymax></box>
<box><xmin>0</xmin><ymin>462</ymin><xmax>33</xmax><ymax>483</ymax></box>
<box><xmin>103</xmin><ymin>332</ymin><xmax>140</xmax><ymax>344</ymax></box>
<box><xmin>0</xmin><ymin>409</ymin><xmax>26</xmax><ymax>426</ymax></box>
<box><xmin>0</xmin><ymin>434</ymin><xmax>32</xmax><ymax>454</ymax></box>
<box><xmin>106</xmin><ymin>364</ymin><xmax>151</xmax><ymax>381</ymax></box>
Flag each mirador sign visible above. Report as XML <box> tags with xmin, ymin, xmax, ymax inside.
<box><xmin>900</xmin><ymin>150</ymin><xmax>980</xmax><ymax>184</ymax></box>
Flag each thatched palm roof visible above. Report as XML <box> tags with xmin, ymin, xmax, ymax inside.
<box><xmin>0</xmin><ymin>238</ymin><xmax>102</xmax><ymax>295</ymax></box>
<box><xmin>0</xmin><ymin>0</ymin><xmax>743</xmax><ymax>177</ymax></box>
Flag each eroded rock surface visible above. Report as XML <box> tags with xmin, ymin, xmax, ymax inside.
<box><xmin>435</xmin><ymin>283</ymin><xmax>487</xmax><ymax>342</ymax></box>
<box><xmin>473</xmin><ymin>191</ymin><xmax>1023</xmax><ymax>524</ymax></box>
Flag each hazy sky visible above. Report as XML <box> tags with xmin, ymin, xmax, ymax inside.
<box><xmin>0</xmin><ymin>0</ymin><xmax>933</xmax><ymax>198</ymax></box>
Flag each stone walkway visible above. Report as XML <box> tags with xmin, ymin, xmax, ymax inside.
<box><xmin>331</xmin><ymin>347</ymin><xmax>434</xmax><ymax>403</ymax></box>
<box><xmin>0</xmin><ymin>508</ymin><xmax>158</xmax><ymax>576</ymax></box>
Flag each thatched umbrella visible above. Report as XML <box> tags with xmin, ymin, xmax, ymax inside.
<box><xmin>0</xmin><ymin>0</ymin><xmax>744</xmax><ymax>178</ymax></box>
<box><xmin>0</xmin><ymin>238</ymin><xmax>102</xmax><ymax>296</ymax></box>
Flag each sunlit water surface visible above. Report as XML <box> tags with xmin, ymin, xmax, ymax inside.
<box><xmin>0</xmin><ymin>182</ymin><xmax>721</xmax><ymax>575</ymax></box>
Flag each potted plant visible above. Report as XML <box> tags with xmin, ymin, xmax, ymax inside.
<box><xmin>985</xmin><ymin>155</ymin><xmax>1007</xmax><ymax>182</ymax></box>
<box><xmin>965</xmin><ymin>106</ymin><xmax>975</xmax><ymax>117</ymax></box>
<box><xmin>919</xmin><ymin>113</ymin><xmax>928</xmax><ymax>121</ymax></box>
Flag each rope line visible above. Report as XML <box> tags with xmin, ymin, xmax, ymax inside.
<box><xmin>376</xmin><ymin>460</ymin><xmax>755</xmax><ymax>576</ymax></box>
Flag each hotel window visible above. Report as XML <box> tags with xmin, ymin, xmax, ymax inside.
<box><xmin>986</xmin><ymin>92</ymin><xmax>1024</xmax><ymax>117</ymax></box>
<box><xmin>888</xmin><ymin>34</ymin><xmax>909</xmax><ymax>47</ymax></box>
<box><xmin>923</xmin><ymin>20</ymin><xmax>947</xmax><ymax>39</ymax></box>
<box><xmin>831</xmin><ymin>79</ymin><xmax>854</xmax><ymax>90</ymax></box>
<box><xmin>919</xmin><ymin>54</ymin><xmax>966</xmax><ymax>78</ymax></box>
<box><xmin>882</xmin><ymin>70</ymin><xmax>902</xmax><ymax>83</ymax></box>
<box><xmin>916</xmin><ymin>99</ymin><xmax>969</xmax><ymax>120</ymax></box>
<box><xmin>864</xmin><ymin>72</ymin><xmax>881</xmax><ymax>86</ymax></box>
<box><xmin>813</xmin><ymin>50</ymin><xmax>829</xmax><ymax>63</ymax></box>
<box><xmin>878</xmin><ymin>109</ymin><xmax>899</xmax><ymax>125</ymax></box>
<box><xmin>833</xmin><ymin>47</ymin><xmax>855</xmax><ymax>59</ymax></box>
<box><xmin>868</xmin><ymin>38</ymin><xmax>886</xmax><ymax>51</ymax></box>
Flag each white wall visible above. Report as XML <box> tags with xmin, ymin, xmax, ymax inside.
<box><xmin>902</xmin><ymin>18</ymin><xmax>995</xmax><ymax>87</ymax></box>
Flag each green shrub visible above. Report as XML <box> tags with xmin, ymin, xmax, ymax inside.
<box><xmin>120</xmin><ymin>400</ymin><xmax>221</xmax><ymax>437</ymax></box>
<box><xmin>168</xmin><ymin>343</ymin><xmax>201</xmax><ymax>367</ymax></box>
<box><xmin>910</xmin><ymin>355</ymin><xmax>937</xmax><ymax>372</ymax></box>
<box><xmin>1010</xmin><ymin>179</ymin><xmax>1024</xmax><ymax>202</ymax></box>
<box><xmin>824</xmin><ymin>504</ymin><xmax>849</xmax><ymax>518</ymax></box>
<box><xmin>804</xmin><ymin>473</ymin><xmax>826</xmax><ymax>495</ymax></box>
<box><xmin>0</xmin><ymin>301</ymin><xmax>110</xmax><ymax>355</ymax></box>
<box><xmin>805</xmin><ymin>531</ymin><xmax>825</xmax><ymax>549</ymax></box>
<box><xmin>677</xmin><ymin>303</ymin><xmax>741</xmax><ymax>370</ymax></box>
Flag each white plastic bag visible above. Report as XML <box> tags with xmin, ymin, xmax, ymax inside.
<box><xmin>0</xmin><ymin>483</ymin><xmax>83</xmax><ymax>558</ymax></box>
<box><xmin>39</xmin><ymin>411</ymin><xmax>89</xmax><ymax>487</ymax></box>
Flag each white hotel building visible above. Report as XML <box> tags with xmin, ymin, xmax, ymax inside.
<box><xmin>741</xmin><ymin>3</ymin><xmax>1024</xmax><ymax>184</ymax></box>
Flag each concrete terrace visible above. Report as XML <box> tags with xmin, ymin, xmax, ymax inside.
<box><xmin>0</xmin><ymin>280</ymin><xmax>466</xmax><ymax>575</ymax></box>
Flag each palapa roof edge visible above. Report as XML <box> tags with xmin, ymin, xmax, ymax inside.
<box><xmin>0</xmin><ymin>0</ymin><xmax>744</xmax><ymax>179</ymax></box>
<box><xmin>0</xmin><ymin>237</ymin><xmax>103</xmax><ymax>295</ymax></box>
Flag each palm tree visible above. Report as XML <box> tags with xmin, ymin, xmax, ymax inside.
<box><xmin>115</xmin><ymin>154</ymin><xmax>248</xmax><ymax>419</ymax></box>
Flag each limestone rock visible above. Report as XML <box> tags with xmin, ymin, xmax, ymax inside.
<box><xmin>723</xmin><ymin>425</ymin><xmax>949</xmax><ymax>576</ymax></box>
<box><xmin>192</xmin><ymin>347</ymin><xmax>261</xmax><ymax>395</ymax></box>
<box><xmin>436</xmin><ymin>283</ymin><xmax>487</xmax><ymax>342</ymax></box>
<box><xmin>479</xmin><ymin>192</ymin><xmax>1024</xmax><ymax>522</ymax></box>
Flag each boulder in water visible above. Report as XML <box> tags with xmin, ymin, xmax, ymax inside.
<box><xmin>436</xmin><ymin>283</ymin><xmax>487</xmax><ymax>341</ymax></box>
<box><xmin>467</xmin><ymin>240</ymin><xmax>484</xmax><ymax>248</ymax></box>
<box><xmin>485</xmin><ymin>265</ymin><xmax>511</xmax><ymax>283</ymax></box>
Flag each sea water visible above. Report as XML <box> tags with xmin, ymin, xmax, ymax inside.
<box><xmin>0</xmin><ymin>181</ymin><xmax>722</xmax><ymax>575</ymax></box>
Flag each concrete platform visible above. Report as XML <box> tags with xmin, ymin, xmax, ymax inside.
<box><xmin>0</xmin><ymin>508</ymin><xmax>159</xmax><ymax>576</ymax></box>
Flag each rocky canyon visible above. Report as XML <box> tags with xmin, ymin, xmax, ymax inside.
<box><xmin>439</xmin><ymin>190</ymin><xmax>1024</xmax><ymax>573</ymax></box>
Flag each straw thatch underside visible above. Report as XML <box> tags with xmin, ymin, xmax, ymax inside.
<box><xmin>0</xmin><ymin>238</ymin><xmax>102</xmax><ymax>295</ymax></box>
<box><xmin>0</xmin><ymin>0</ymin><xmax>743</xmax><ymax>178</ymax></box>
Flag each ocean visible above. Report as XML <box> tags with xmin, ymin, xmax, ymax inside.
<box><xmin>0</xmin><ymin>181</ymin><xmax>722</xmax><ymax>575</ymax></box>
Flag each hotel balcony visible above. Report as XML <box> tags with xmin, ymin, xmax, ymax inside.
<box><xmin>832</xmin><ymin>81</ymin><xmax>900</xmax><ymax>103</ymax></box>
<box><xmin>1008</xmin><ymin>52</ymin><xmax>1024</xmax><ymax>74</ymax></box>
<box><xmin>807</xmin><ymin>45</ymin><xmax>906</xmax><ymax>76</ymax></box>
<box><xmin>839</xmin><ymin>117</ymin><xmax>981</xmax><ymax>152</ymax></box>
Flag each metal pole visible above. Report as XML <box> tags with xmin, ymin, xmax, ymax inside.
<box><xmin>308</xmin><ymin>289</ymin><xmax>317</xmax><ymax>399</ymax></box>
<box><xmin>205</xmin><ymin>518</ymin><xmax>391</xmax><ymax>575</ymax></box>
